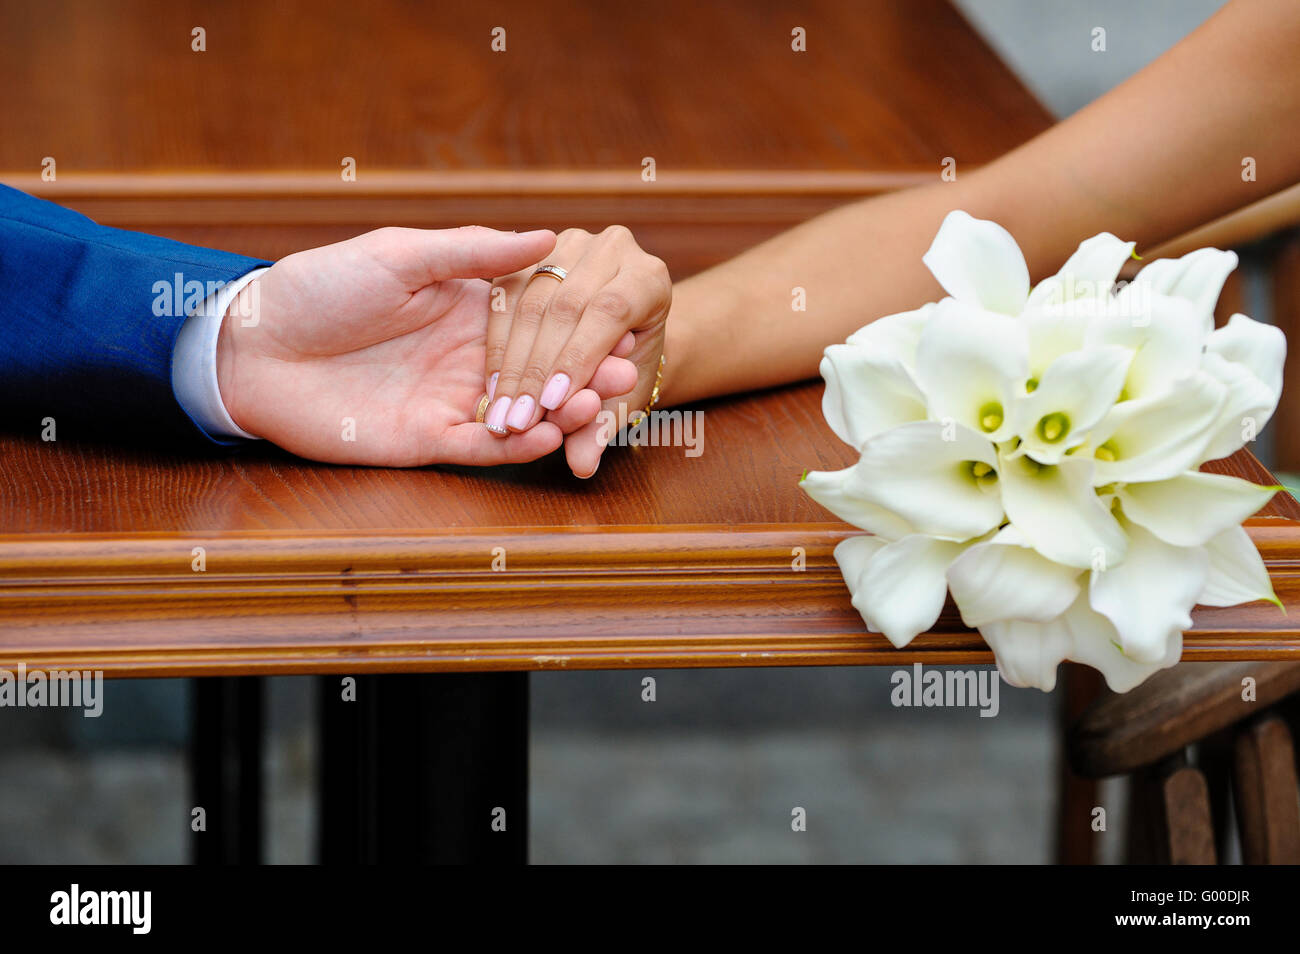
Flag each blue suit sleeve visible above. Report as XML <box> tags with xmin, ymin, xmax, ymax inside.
<box><xmin>0</xmin><ymin>184</ymin><xmax>271</xmax><ymax>445</ymax></box>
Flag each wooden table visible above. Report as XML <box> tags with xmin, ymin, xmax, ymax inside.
<box><xmin>0</xmin><ymin>0</ymin><xmax>1051</xmax><ymax>274</ymax></box>
<box><xmin>4</xmin><ymin>397</ymin><xmax>1300</xmax><ymax>674</ymax></box>
<box><xmin>6</xmin><ymin>0</ymin><xmax>1298</xmax><ymax>864</ymax></box>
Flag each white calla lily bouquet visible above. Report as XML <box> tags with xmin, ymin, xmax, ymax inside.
<box><xmin>801</xmin><ymin>210</ymin><xmax>1286</xmax><ymax>692</ymax></box>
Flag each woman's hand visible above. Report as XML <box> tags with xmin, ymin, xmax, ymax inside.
<box><xmin>484</xmin><ymin>225</ymin><xmax>671</xmax><ymax>477</ymax></box>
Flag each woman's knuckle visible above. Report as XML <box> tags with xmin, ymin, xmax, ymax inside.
<box><xmin>590</xmin><ymin>289</ymin><xmax>632</xmax><ymax>322</ymax></box>
<box><xmin>515</xmin><ymin>295</ymin><xmax>548</xmax><ymax>324</ymax></box>
<box><xmin>518</xmin><ymin>363</ymin><xmax>550</xmax><ymax>390</ymax></box>
<box><xmin>547</xmin><ymin>290</ymin><xmax>586</xmax><ymax>322</ymax></box>
<box><xmin>558</xmin><ymin>344</ymin><xmax>589</xmax><ymax>371</ymax></box>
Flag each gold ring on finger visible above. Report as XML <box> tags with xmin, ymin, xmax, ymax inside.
<box><xmin>530</xmin><ymin>264</ymin><xmax>568</xmax><ymax>284</ymax></box>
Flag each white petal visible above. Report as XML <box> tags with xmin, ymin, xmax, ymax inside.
<box><xmin>1087</xmin><ymin>371</ymin><xmax>1226</xmax><ymax>484</ymax></box>
<box><xmin>1199</xmin><ymin>351</ymin><xmax>1281</xmax><ymax>461</ymax></box>
<box><xmin>1011</xmin><ymin>345</ymin><xmax>1132</xmax><ymax>464</ymax></box>
<box><xmin>1118</xmin><ymin>471</ymin><xmax>1278</xmax><ymax>547</ymax></box>
<box><xmin>979</xmin><ymin>614</ymin><xmax>1072</xmax><ymax>691</ymax></box>
<box><xmin>831</xmin><ymin>534</ymin><xmax>888</xmax><ymax>604</ymax></box>
<box><xmin>800</xmin><ymin>468</ymin><xmax>915</xmax><ymax>540</ymax></box>
<box><xmin>850</xmin><ymin>420</ymin><xmax>1004</xmax><ymax>541</ymax></box>
<box><xmin>998</xmin><ymin>453</ymin><xmax>1127</xmax><ymax>569</ymax></box>
<box><xmin>922</xmin><ymin>210</ymin><xmax>1030</xmax><ymax>316</ymax></box>
<box><xmin>820</xmin><ymin>345</ymin><xmax>927</xmax><ymax>450</ymax></box>
<box><xmin>1023</xmin><ymin>304</ymin><xmax>1090</xmax><ymax>380</ymax></box>
<box><xmin>1025</xmin><ymin>232</ymin><xmax>1135</xmax><ymax>309</ymax></box>
<box><xmin>1208</xmin><ymin>312</ymin><xmax>1285</xmax><ymax>395</ymax></box>
<box><xmin>1134</xmin><ymin>248</ymin><xmax>1239</xmax><ymax>337</ymax></box>
<box><xmin>1086</xmin><ymin>291</ymin><xmax>1205</xmax><ymax>401</ymax></box>
<box><xmin>844</xmin><ymin>304</ymin><xmax>933</xmax><ymax>371</ymax></box>
<box><xmin>947</xmin><ymin>526</ymin><xmax>1083</xmax><ymax>627</ymax></box>
<box><xmin>845</xmin><ymin>534</ymin><xmax>968</xmax><ymax>648</ymax></box>
<box><xmin>913</xmin><ymin>298</ymin><xmax>1029</xmax><ymax>442</ymax></box>
<box><xmin>1198</xmin><ymin>524</ymin><xmax>1280</xmax><ymax>608</ymax></box>
<box><xmin>1088</xmin><ymin>518</ymin><xmax>1207</xmax><ymax>663</ymax></box>
<box><xmin>1064</xmin><ymin>595</ymin><xmax>1182</xmax><ymax>693</ymax></box>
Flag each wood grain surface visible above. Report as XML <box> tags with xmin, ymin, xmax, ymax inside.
<box><xmin>1233</xmin><ymin>716</ymin><xmax>1300</xmax><ymax>864</ymax></box>
<box><xmin>0</xmin><ymin>0</ymin><xmax>1055</xmax><ymax>276</ymax></box>
<box><xmin>0</xmin><ymin>0</ymin><xmax>1048</xmax><ymax>172</ymax></box>
<box><xmin>2</xmin><ymin>381</ymin><xmax>1299</xmax><ymax>677</ymax></box>
<box><xmin>1070</xmin><ymin>661</ymin><xmax>1300</xmax><ymax>777</ymax></box>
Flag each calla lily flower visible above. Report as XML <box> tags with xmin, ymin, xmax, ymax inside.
<box><xmin>1199</xmin><ymin>524</ymin><xmax>1280</xmax><ymax>608</ymax></box>
<box><xmin>1008</xmin><ymin>344</ymin><xmax>1132</xmax><ymax>464</ymax></box>
<box><xmin>1131</xmin><ymin>247</ymin><xmax>1239</xmax><ymax>336</ymax></box>
<box><xmin>922</xmin><ymin>210</ymin><xmax>1029</xmax><ymax>317</ymax></box>
<box><xmin>805</xmin><ymin>420</ymin><xmax>1003</xmax><ymax>542</ymax></box>
<box><xmin>1116</xmin><ymin>471</ymin><xmax>1279</xmax><ymax>547</ymax></box>
<box><xmin>1056</xmin><ymin>595</ymin><xmax>1185</xmax><ymax>694</ymax></box>
<box><xmin>913</xmin><ymin>299</ymin><xmax>1028</xmax><ymax>443</ymax></box>
<box><xmin>803</xmin><ymin>210</ymin><xmax>1287</xmax><ymax>693</ymax></box>
<box><xmin>946</xmin><ymin>526</ymin><xmax>1082</xmax><ymax>628</ymax></box>
<box><xmin>799</xmin><ymin>467</ymin><xmax>916</xmax><ymax>541</ymax></box>
<box><xmin>1199</xmin><ymin>313</ymin><xmax>1287</xmax><ymax>460</ymax></box>
<box><xmin>1084</xmin><ymin>292</ymin><xmax>1206</xmax><ymax>402</ymax></box>
<box><xmin>997</xmin><ymin>452</ymin><xmax>1128</xmax><ymax>569</ymax></box>
<box><xmin>1025</xmin><ymin>232</ymin><xmax>1135</xmax><ymax>310</ymax></box>
<box><xmin>844</xmin><ymin>304</ymin><xmax>932</xmax><ymax>369</ymax></box>
<box><xmin>820</xmin><ymin>344</ymin><xmax>926</xmax><ymax>451</ymax></box>
<box><xmin>1088</xmin><ymin>517</ymin><xmax>1208</xmax><ymax>664</ymax></box>
<box><xmin>833</xmin><ymin>533</ymin><xmax>974</xmax><ymax>648</ymax></box>
<box><xmin>1085</xmin><ymin>371</ymin><xmax>1228</xmax><ymax>485</ymax></box>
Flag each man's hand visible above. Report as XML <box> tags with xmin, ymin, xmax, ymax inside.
<box><xmin>214</xmin><ymin>226</ymin><xmax>638</xmax><ymax>466</ymax></box>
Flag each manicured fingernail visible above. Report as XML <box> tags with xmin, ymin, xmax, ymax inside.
<box><xmin>485</xmin><ymin>396</ymin><xmax>511</xmax><ymax>434</ymax></box>
<box><xmin>487</xmin><ymin>371</ymin><xmax>499</xmax><ymax>402</ymax></box>
<box><xmin>539</xmin><ymin>372</ymin><xmax>570</xmax><ymax>410</ymax></box>
<box><xmin>506</xmin><ymin>394</ymin><xmax>536</xmax><ymax>430</ymax></box>
<box><xmin>579</xmin><ymin>458</ymin><xmax>600</xmax><ymax>480</ymax></box>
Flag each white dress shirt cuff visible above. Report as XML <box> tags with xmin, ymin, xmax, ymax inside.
<box><xmin>171</xmin><ymin>266</ymin><xmax>269</xmax><ymax>442</ymax></box>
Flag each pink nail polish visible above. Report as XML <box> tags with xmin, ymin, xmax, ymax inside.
<box><xmin>506</xmin><ymin>394</ymin><xmax>536</xmax><ymax>430</ymax></box>
<box><xmin>487</xmin><ymin>371</ymin><xmax>499</xmax><ymax>402</ymax></box>
<box><xmin>485</xmin><ymin>396</ymin><xmax>511</xmax><ymax>434</ymax></box>
<box><xmin>539</xmin><ymin>372</ymin><xmax>570</xmax><ymax>410</ymax></box>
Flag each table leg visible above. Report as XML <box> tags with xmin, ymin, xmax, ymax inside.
<box><xmin>1055</xmin><ymin>664</ymin><xmax>1103</xmax><ymax>864</ymax></box>
<box><xmin>189</xmin><ymin>677</ymin><xmax>264</xmax><ymax>864</ymax></box>
<box><xmin>317</xmin><ymin>672</ymin><xmax>528</xmax><ymax>864</ymax></box>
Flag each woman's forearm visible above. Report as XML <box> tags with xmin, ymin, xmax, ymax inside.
<box><xmin>662</xmin><ymin>0</ymin><xmax>1300</xmax><ymax>407</ymax></box>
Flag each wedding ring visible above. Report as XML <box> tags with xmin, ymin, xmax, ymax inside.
<box><xmin>531</xmin><ymin>264</ymin><xmax>568</xmax><ymax>283</ymax></box>
<box><xmin>475</xmin><ymin>394</ymin><xmax>490</xmax><ymax>423</ymax></box>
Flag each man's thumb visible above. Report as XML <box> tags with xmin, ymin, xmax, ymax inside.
<box><xmin>381</xmin><ymin>226</ymin><xmax>556</xmax><ymax>285</ymax></box>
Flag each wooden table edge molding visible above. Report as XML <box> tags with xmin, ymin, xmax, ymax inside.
<box><xmin>0</xmin><ymin>169</ymin><xmax>938</xmax><ymax>229</ymax></box>
<box><xmin>4</xmin><ymin>519</ymin><xmax>1300</xmax><ymax>677</ymax></box>
<box><xmin>3</xmin><ymin>170</ymin><xmax>941</xmax><ymax>196</ymax></box>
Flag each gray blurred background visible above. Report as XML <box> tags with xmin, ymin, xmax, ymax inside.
<box><xmin>0</xmin><ymin>0</ymin><xmax>1238</xmax><ymax>864</ymax></box>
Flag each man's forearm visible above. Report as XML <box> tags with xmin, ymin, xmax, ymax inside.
<box><xmin>662</xmin><ymin>0</ymin><xmax>1300</xmax><ymax>407</ymax></box>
